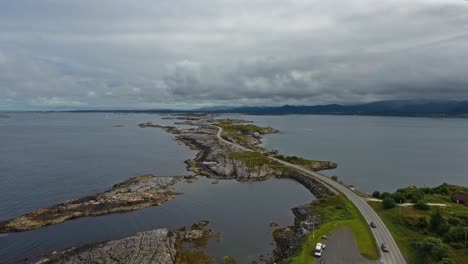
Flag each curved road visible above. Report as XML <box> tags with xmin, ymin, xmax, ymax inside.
<box><xmin>213</xmin><ymin>125</ymin><xmax>406</xmax><ymax>264</ymax></box>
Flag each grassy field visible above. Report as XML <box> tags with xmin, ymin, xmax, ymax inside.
<box><xmin>369</xmin><ymin>184</ymin><xmax>468</xmax><ymax>264</ymax></box>
<box><xmin>369</xmin><ymin>201</ymin><xmax>427</xmax><ymax>263</ymax></box>
<box><xmin>290</xmin><ymin>195</ymin><xmax>379</xmax><ymax>263</ymax></box>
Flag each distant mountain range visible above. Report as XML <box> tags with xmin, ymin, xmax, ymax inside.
<box><xmin>197</xmin><ymin>100</ymin><xmax>468</xmax><ymax>116</ymax></box>
<box><xmin>70</xmin><ymin>100</ymin><xmax>468</xmax><ymax>117</ymax></box>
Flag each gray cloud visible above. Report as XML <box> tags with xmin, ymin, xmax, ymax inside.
<box><xmin>1</xmin><ymin>0</ymin><xmax>468</xmax><ymax>109</ymax></box>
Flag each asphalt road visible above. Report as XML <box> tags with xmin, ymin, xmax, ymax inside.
<box><xmin>213</xmin><ymin>125</ymin><xmax>406</xmax><ymax>264</ymax></box>
<box><xmin>317</xmin><ymin>228</ymin><xmax>377</xmax><ymax>264</ymax></box>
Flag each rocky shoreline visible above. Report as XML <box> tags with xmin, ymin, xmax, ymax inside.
<box><xmin>35</xmin><ymin>221</ymin><xmax>220</xmax><ymax>264</ymax></box>
<box><xmin>3</xmin><ymin>114</ymin><xmax>338</xmax><ymax>263</ymax></box>
<box><xmin>0</xmin><ymin>175</ymin><xmax>194</xmax><ymax>233</ymax></box>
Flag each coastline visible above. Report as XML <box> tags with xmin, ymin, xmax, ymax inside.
<box><xmin>1</xmin><ymin>114</ymin><xmax>339</xmax><ymax>263</ymax></box>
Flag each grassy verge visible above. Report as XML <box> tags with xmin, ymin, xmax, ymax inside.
<box><xmin>290</xmin><ymin>195</ymin><xmax>379</xmax><ymax>263</ymax></box>
<box><xmin>274</xmin><ymin>154</ymin><xmax>337</xmax><ymax>171</ymax></box>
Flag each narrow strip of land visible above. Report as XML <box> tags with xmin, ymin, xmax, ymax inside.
<box><xmin>214</xmin><ymin>125</ymin><xmax>406</xmax><ymax>264</ymax></box>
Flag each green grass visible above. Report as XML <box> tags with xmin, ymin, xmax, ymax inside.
<box><xmin>369</xmin><ymin>201</ymin><xmax>468</xmax><ymax>264</ymax></box>
<box><xmin>290</xmin><ymin>195</ymin><xmax>379</xmax><ymax>263</ymax></box>
<box><xmin>224</xmin><ymin>151</ymin><xmax>294</xmax><ymax>174</ymax></box>
<box><xmin>218</xmin><ymin>123</ymin><xmax>274</xmax><ymax>134</ymax></box>
<box><xmin>369</xmin><ymin>201</ymin><xmax>426</xmax><ymax>263</ymax></box>
<box><xmin>274</xmin><ymin>154</ymin><xmax>337</xmax><ymax>171</ymax></box>
<box><xmin>218</xmin><ymin>123</ymin><xmax>276</xmax><ymax>147</ymax></box>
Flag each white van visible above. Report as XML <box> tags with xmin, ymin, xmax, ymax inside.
<box><xmin>314</xmin><ymin>243</ymin><xmax>323</xmax><ymax>257</ymax></box>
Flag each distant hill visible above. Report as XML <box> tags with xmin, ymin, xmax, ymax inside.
<box><xmin>67</xmin><ymin>100</ymin><xmax>468</xmax><ymax>117</ymax></box>
<box><xmin>194</xmin><ymin>100</ymin><xmax>468</xmax><ymax>117</ymax></box>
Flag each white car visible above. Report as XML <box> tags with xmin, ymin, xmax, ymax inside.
<box><xmin>314</xmin><ymin>242</ymin><xmax>324</xmax><ymax>257</ymax></box>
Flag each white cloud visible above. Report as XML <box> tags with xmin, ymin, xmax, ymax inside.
<box><xmin>1</xmin><ymin>0</ymin><xmax>468</xmax><ymax>109</ymax></box>
<box><xmin>32</xmin><ymin>97</ymin><xmax>86</xmax><ymax>106</ymax></box>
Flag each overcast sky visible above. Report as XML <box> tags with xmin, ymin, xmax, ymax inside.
<box><xmin>1</xmin><ymin>0</ymin><xmax>468</xmax><ymax>110</ymax></box>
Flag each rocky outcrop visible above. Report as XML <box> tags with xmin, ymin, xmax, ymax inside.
<box><xmin>38</xmin><ymin>229</ymin><xmax>178</xmax><ymax>264</ymax></box>
<box><xmin>37</xmin><ymin>221</ymin><xmax>216</xmax><ymax>264</ymax></box>
<box><xmin>272</xmin><ymin>202</ymin><xmax>322</xmax><ymax>263</ymax></box>
<box><xmin>0</xmin><ymin>175</ymin><xmax>191</xmax><ymax>233</ymax></box>
<box><xmin>207</xmin><ymin>156</ymin><xmax>278</xmax><ymax>181</ymax></box>
<box><xmin>289</xmin><ymin>173</ymin><xmax>336</xmax><ymax>198</ymax></box>
<box><xmin>138</xmin><ymin>123</ymin><xmax>183</xmax><ymax>134</ymax></box>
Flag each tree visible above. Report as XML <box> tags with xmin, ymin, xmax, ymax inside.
<box><xmin>382</xmin><ymin>197</ymin><xmax>396</xmax><ymax>209</ymax></box>
<box><xmin>432</xmin><ymin>183</ymin><xmax>450</xmax><ymax>195</ymax></box>
<box><xmin>372</xmin><ymin>191</ymin><xmax>380</xmax><ymax>198</ymax></box>
<box><xmin>447</xmin><ymin>216</ymin><xmax>463</xmax><ymax>226</ymax></box>
<box><xmin>430</xmin><ymin>210</ymin><xmax>446</xmax><ymax>233</ymax></box>
<box><xmin>412</xmin><ymin>237</ymin><xmax>450</xmax><ymax>261</ymax></box>
<box><xmin>392</xmin><ymin>192</ymin><xmax>406</xmax><ymax>203</ymax></box>
<box><xmin>416</xmin><ymin>216</ymin><xmax>429</xmax><ymax>229</ymax></box>
<box><xmin>380</xmin><ymin>192</ymin><xmax>391</xmax><ymax>199</ymax></box>
<box><xmin>414</xmin><ymin>201</ymin><xmax>430</xmax><ymax>210</ymax></box>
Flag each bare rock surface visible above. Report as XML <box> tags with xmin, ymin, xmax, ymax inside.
<box><xmin>38</xmin><ymin>229</ymin><xmax>178</xmax><ymax>264</ymax></box>
<box><xmin>37</xmin><ymin>221</ymin><xmax>215</xmax><ymax>264</ymax></box>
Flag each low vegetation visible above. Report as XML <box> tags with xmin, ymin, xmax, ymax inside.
<box><xmin>291</xmin><ymin>195</ymin><xmax>379</xmax><ymax>263</ymax></box>
<box><xmin>224</xmin><ymin>151</ymin><xmax>294</xmax><ymax>175</ymax></box>
<box><xmin>370</xmin><ymin>183</ymin><xmax>468</xmax><ymax>264</ymax></box>
<box><xmin>217</xmin><ymin>121</ymin><xmax>277</xmax><ymax>148</ymax></box>
<box><xmin>274</xmin><ymin>154</ymin><xmax>338</xmax><ymax>171</ymax></box>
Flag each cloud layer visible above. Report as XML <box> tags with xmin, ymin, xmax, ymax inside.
<box><xmin>1</xmin><ymin>0</ymin><xmax>468</xmax><ymax>109</ymax></box>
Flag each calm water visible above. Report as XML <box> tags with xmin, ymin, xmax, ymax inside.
<box><xmin>0</xmin><ymin>113</ymin><xmax>313</xmax><ymax>263</ymax></box>
<box><xmin>231</xmin><ymin>114</ymin><xmax>468</xmax><ymax>193</ymax></box>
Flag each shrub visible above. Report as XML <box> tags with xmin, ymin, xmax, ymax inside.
<box><xmin>416</xmin><ymin>216</ymin><xmax>429</xmax><ymax>229</ymax></box>
<box><xmin>432</xmin><ymin>183</ymin><xmax>450</xmax><ymax>195</ymax></box>
<box><xmin>380</xmin><ymin>192</ymin><xmax>391</xmax><ymax>199</ymax></box>
<box><xmin>331</xmin><ymin>175</ymin><xmax>338</xmax><ymax>181</ymax></box>
<box><xmin>372</xmin><ymin>191</ymin><xmax>380</xmax><ymax>198</ymax></box>
<box><xmin>414</xmin><ymin>201</ymin><xmax>430</xmax><ymax>210</ymax></box>
<box><xmin>412</xmin><ymin>237</ymin><xmax>449</xmax><ymax>261</ymax></box>
<box><xmin>421</xmin><ymin>187</ymin><xmax>434</xmax><ymax>194</ymax></box>
<box><xmin>447</xmin><ymin>217</ymin><xmax>463</xmax><ymax>226</ymax></box>
<box><xmin>437</xmin><ymin>223</ymin><xmax>450</xmax><ymax>236</ymax></box>
<box><xmin>437</xmin><ymin>258</ymin><xmax>455</xmax><ymax>264</ymax></box>
<box><xmin>392</xmin><ymin>192</ymin><xmax>406</xmax><ymax>203</ymax></box>
<box><xmin>382</xmin><ymin>197</ymin><xmax>396</xmax><ymax>209</ymax></box>
<box><xmin>450</xmin><ymin>243</ymin><xmax>464</xmax><ymax>250</ymax></box>
<box><xmin>444</xmin><ymin>227</ymin><xmax>468</xmax><ymax>243</ymax></box>
<box><xmin>430</xmin><ymin>210</ymin><xmax>446</xmax><ymax>233</ymax></box>
<box><xmin>410</xmin><ymin>194</ymin><xmax>423</xmax><ymax>203</ymax></box>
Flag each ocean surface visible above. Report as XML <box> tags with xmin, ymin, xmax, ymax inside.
<box><xmin>0</xmin><ymin>113</ymin><xmax>313</xmax><ymax>263</ymax></box>
<box><xmin>231</xmin><ymin>114</ymin><xmax>468</xmax><ymax>193</ymax></box>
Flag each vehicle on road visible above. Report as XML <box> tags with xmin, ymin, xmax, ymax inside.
<box><xmin>370</xmin><ymin>221</ymin><xmax>377</xmax><ymax>228</ymax></box>
<box><xmin>314</xmin><ymin>242</ymin><xmax>324</xmax><ymax>257</ymax></box>
<box><xmin>381</xmin><ymin>243</ymin><xmax>389</xmax><ymax>252</ymax></box>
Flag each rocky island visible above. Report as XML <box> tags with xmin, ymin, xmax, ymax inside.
<box><xmin>0</xmin><ymin>175</ymin><xmax>194</xmax><ymax>233</ymax></box>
